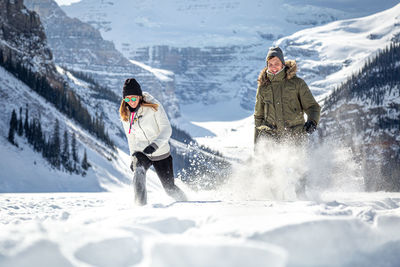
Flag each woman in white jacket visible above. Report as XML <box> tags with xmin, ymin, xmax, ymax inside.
<box><xmin>119</xmin><ymin>78</ymin><xmax>186</xmax><ymax>205</ymax></box>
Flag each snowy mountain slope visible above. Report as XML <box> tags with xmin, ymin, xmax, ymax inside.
<box><xmin>61</xmin><ymin>0</ymin><xmax>397</xmax><ymax>50</ymax></box>
<box><xmin>0</xmin><ymin>0</ymin><xmax>153</xmax><ymax>192</ymax></box>
<box><xmin>0</xmin><ymin>61</ymin><xmax>217</xmax><ymax>192</ymax></box>
<box><xmin>54</xmin><ymin>66</ymin><xmax>126</xmax><ymax>149</ymax></box>
<box><xmin>316</xmin><ymin>42</ymin><xmax>400</xmax><ymax>191</ymax></box>
<box><xmin>277</xmin><ymin>3</ymin><xmax>400</xmax><ymax>100</ymax></box>
<box><xmin>0</xmin><ymin>65</ymin><xmax>130</xmax><ymax>192</ymax></box>
<box><xmin>24</xmin><ymin>0</ymin><xmax>181</xmax><ymax>119</ymax></box>
<box><xmin>0</xmin><ymin>191</ymin><xmax>399</xmax><ymax>266</ymax></box>
<box><xmin>1</xmin><ymin>0</ymin><xmax>230</xmax><ymax>193</ymax></box>
<box><xmin>60</xmin><ymin>0</ymin><xmax>398</xmax><ymax>110</ymax></box>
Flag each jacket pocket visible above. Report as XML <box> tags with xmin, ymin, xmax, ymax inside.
<box><xmin>290</xmin><ymin>99</ymin><xmax>302</xmax><ymax>113</ymax></box>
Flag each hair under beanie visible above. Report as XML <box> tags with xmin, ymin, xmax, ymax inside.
<box><xmin>123</xmin><ymin>78</ymin><xmax>142</xmax><ymax>97</ymax></box>
<box><xmin>265</xmin><ymin>46</ymin><xmax>285</xmax><ymax>65</ymax></box>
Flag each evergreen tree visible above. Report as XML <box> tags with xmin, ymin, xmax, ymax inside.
<box><xmin>24</xmin><ymin>108</ymin><xmax>29</xmax><ymax>139</ymax></box>
<box><xmin>17</xmin><ymin>107</ymin><xmax>23</xmax><ymax>136</ymax></box>
<box><xmin>71</xmin><ymin>132</ymin><xmax>79</xmax><ymax>172</ymax></box>
<box><xmin>30</xmin><ymin>118</ymin><xmax>39</xmax><ymax>151</ymax></box>
<box><xmin>61</xmin><ymin>130</ymin><xmax>71</xmax><ymax>172</ymax></box>
<box><xmin>8</xmin><ymin>124</ymin><xmax>15</xmax><ymax>145</ymax></box>
<box><xmin>81</xmin><ymin>149</ymin><xmax>90</xmax><ymax>176</ymax></box>
<box><xmin>32</xmin><ymin>118</ymin><xmax>44</xmax><ymax>152</ymax></box>
<box><xmin>50</xmin><ymin>119</ymin><xmax>61</xmax><ymax>169</ymax></box>
<box><xmin>42</xmin><ymin>136</ymin><xmax>50</xmax><ymax>162</ymax></box>
<box><xmin>8</xmin><ymin>109</ymin><xmax>18</xmax><ymax>145</ymax></box>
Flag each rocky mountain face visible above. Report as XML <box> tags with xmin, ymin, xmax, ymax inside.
<box><xmin>61</xmin><ymin>0</ymin><xmax>399</xmax><ymax>110</ymax></box>
<box><xmin>1</xmin><ymin>0</ymin><xmax>228</xmax><ymax>188</ymax></box>
<box><xmin>133</xmin><ymin>44</ymin><xmax>260</xmax><ymax>106</ymax></box>
<box><xmin>318</xmin><ymin>43</ymin><xmax>400</xmax><ymax>191</ymax></box>
<box><xmin>24</xmin><ymin>0</ymin><xmax>180</xmax><ymax>119</ymax></box>
<box><xmin>0</xmin><ymin>0</ymin><xmax>122</xmax><ymax>189</ymax></box>
<box><xmin>0</xmin><ymin>0</ymin><xmax>60</xmax><ymax>83</ymax></box>
<box><xmin>0</xmin><ymin>0</ymin><xmax>120</xmax><ymax>147</ymax></box>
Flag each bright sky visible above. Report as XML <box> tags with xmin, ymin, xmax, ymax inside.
<box><xmin>54</xmin><ymin>0</ymin><xmax>81</xmax><ymax>6</ymax></box>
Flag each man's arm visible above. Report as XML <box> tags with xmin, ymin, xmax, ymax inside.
<box><xmin>254</xmin><ymin>86</ymin><xmax>265</xmax><ymax>143</ymax></box>
<box><xmin>298</xmin><ymin>79</ymin><xmax>320</xmax><ymax>124</ymax></box>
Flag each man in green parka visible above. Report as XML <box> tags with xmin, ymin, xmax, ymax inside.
<box><xmin>254</xmin><ymin>46</ymin><xmax>321</xmax><ymax>143</ymax></box>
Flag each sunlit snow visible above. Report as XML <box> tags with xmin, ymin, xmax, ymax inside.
<box><xmin>1</xmin><ymin>1</ymin><xmax>400</xmax><ymax>266</ymax></box>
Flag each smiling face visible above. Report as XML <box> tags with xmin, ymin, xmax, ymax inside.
<box><xmin>124</xmin><ymin>95</ymin><xmax>140</xmax><ymax>109</ymax></box>
<box><xmin>267</xmin><ymin>56</ymin><xmax>284</xmax><ymax>74</ymax></box>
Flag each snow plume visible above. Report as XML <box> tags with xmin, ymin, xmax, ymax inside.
<box><xmin>215</xmin><ymin>137</ymin><xmax>364</xmax><ymax>202</ymax></box>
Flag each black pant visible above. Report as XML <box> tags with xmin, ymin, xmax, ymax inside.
<box><xmin>132</xmin><ymin>152</ymin><xmax>187</xmax><ymax>205</ymax></box>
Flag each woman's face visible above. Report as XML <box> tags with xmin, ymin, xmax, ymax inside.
<box><xmin>267</xmin><ymin>57</ymin><xmax>284</xmax><ymax>74</ymax></box>
<box><xmin>124</xmin><ymin>95</ymin><xmax>140</xmax><ymax>108</ymax></box>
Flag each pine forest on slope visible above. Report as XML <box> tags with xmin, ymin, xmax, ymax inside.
<box><xmin>319</xmin><ymin>42</ymin><xmax>400</xmax><ymax>191</ymax></box>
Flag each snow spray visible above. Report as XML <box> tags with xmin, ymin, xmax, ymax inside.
<box><xmin>217</xmin><ymin>137</ymin><xmax>364</xmax><ymax>201</ymax></box>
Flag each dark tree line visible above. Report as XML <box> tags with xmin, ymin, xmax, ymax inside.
<box><xmin>324</xmin><ymin>42</ymin><xmax>400</xmax><ymax>109</ymax></box>
<box><xmin>0</xmin><ymin>48</ymin><xmax>114</xmax><ymax>148</ymax></box>
<box><xmin>62</xmin><ymin>67</ymin><xmax>120</xmax><ymax>103</ymax></box>
<box><xmin>321</xmin><ymin>42</ymin><xmax>400</xmax><ymax>191</ymax></box>
<box><xmin>8</xmin><ymin>108</ymin><xmax>91</xmax><ymax>176</ymax></box>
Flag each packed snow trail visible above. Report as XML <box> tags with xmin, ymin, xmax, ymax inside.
<box><xmin>1</xmin><ymin>191</ymin><xmax>400</xmax><ymax>267</ymax></box>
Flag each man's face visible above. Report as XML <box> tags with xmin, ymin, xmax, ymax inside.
<box><xmin>267</xmin><ymin>57</ymin><xmax>284</xmax><ymax>74</ymax></box>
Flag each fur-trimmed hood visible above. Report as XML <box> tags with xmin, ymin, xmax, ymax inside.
<box><xmin>257</xmin><ymin>60</ymin><xmax>297</xmax><ymax>86</ymax></box>
<box><xmin>141</xmin><ymin>91</ymin><xmax>159</xmax><ymax>105</ymax></box>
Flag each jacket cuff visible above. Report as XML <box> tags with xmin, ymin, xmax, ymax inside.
<box><xmin>150</xmin><ymin>142</ymin><xmax>159</xmax><ymax>150</ymax></box>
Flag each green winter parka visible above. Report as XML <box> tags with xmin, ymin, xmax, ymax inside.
<box><xmin>254</xmin><ymin>60</ymin><xmax>320</xmax><ymax>142</ymax></box>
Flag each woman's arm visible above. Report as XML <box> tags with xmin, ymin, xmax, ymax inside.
<box><xmin>150</xmin><ymin>104</ymin><xmax>172</xmax><ymax>149</ymax></box>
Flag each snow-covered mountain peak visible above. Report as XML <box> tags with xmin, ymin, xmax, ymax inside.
<box><xmin>58</xmin><ymin>0</ymin><xmax>400</xmax><ymax>110</ymax></box>
<box><xmin>61</xmin><ymin>0</ymin><xmax>368</xmax><ymax>51</ymax></box>
<box><xmin>277</xmin><ymin>3</ymin><xmax>400</xmax><ymax>100</ymax></box>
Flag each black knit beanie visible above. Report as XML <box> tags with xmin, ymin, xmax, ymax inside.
<box><xmin>265</xmin><ymin>46</ymin><xmax>285</xmax><ymax>65</ymax></box>
<box><xmin>123</xmin><ymin>78</ymin><xmax>142</xmax><ymax>97</ymax></box>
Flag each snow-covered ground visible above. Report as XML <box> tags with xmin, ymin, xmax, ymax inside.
<box><xmin>2</xmin><ymin>102</ymin><xmax>400</xmax><ymax>267</ymax></box>
<box><xmin>2</xmin><ymin>109</ymin><xmax>400</xmax><ymax>266</ymax></box>
<box><xmin>1</xmin><ymin>190</ymin><xmax>400</xmax><ymax>267</ymax></box>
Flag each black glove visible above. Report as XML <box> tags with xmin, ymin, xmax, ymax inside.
<box><xmin>130</xmin><ymin>161</ymin><xmax>135</xmax><ymax>172</ymax></box>
<box><xmin>303</xmin><ymin>120</ymin><xmax>317</xmax><ymax>134</ymax></box>
<box><xmin>143</xmin><ymin>144</ymin><xmax>157</xmax><ymax>154</ymax></box>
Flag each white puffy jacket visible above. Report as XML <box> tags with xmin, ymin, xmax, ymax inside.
<box><xmin>121</xmin><ymin>92</ymin><xmax>172</xmax><ymax>161</ymax></box>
